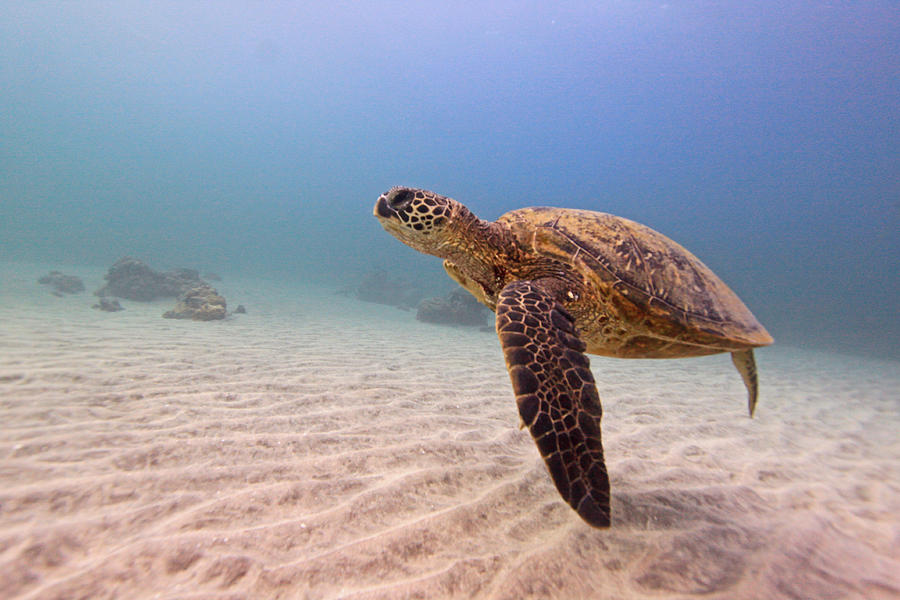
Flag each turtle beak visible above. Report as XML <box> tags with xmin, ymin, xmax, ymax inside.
<box><xmin>374</xmin><ymin>194</ymin><xmax>395</xmax><ymax>219</ymax></box>
<box><xmin>374</xmin><ymin>187</ymin><xmax>417</xmax><ymax>220</ymax></box>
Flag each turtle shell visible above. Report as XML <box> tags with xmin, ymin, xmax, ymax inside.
<box><xmin>498</xmin><ymin>207</ymin><xmax>773</xmax><ymax>350</ymax></box>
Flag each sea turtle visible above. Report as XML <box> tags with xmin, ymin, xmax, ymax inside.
<box><xmin>373</xmin><ymin>187</ymin><xmax>773</xmax><ymax>528</ymax></box>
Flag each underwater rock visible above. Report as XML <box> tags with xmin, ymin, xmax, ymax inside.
<box><xmin>416</xmin><ymin>289</ymin><xmax>490</xmax><ymax>327</ymax></box>
<box><xmin>163</xmin><ymin>284</ymin><xmax>227</xmax><ymax>321</ymax></box>
<box><xmin>95</xmin><ymin>257</ymin><xmax>203</xmax><ymax>301</ymax></box>
<box><xmin>349</xmin><ymin>269</ymin><xmax>425</xmax><ymax>310</ymax></box>
<box><xmin>92</xmin><ymin>298</ymin><xmax>124</xmax><ymax>312</ymax></box>
<box><xmin>234</xmin><ymin>305</ymin><xmax>247</xmax><ymax>314</ymax></box>
<box><xmin>38</xmin><ymin>271</ymin><xmax>85</xmax><ymax>295</ymax></box>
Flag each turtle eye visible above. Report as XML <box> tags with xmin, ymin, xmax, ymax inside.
<box><xmin>386</xmin><ymin>188</ymin><xmax>416</xmax><ymax>211</ymax></box>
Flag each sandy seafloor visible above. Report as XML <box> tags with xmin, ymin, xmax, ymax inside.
<box><xmin>1</xmin><ymin>261</ymin><xmax>898</xmax><ymax>600</ymax></box>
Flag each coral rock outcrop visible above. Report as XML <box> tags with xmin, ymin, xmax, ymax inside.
<box><xmin>163</xmin><ymin>285</ymin><xmax>227</xmax><ymax>321</ymax></box>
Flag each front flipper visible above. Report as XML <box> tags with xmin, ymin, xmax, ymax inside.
<box><xmin>496</xmin><ymin>281</ymin><xmax>611</xmax><ymax>528</ymax></box>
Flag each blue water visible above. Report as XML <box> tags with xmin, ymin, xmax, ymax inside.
<box><xmin>1</xmin><ymin>2</ymin><xmax>898</xmax><ymax>359</ymax></box>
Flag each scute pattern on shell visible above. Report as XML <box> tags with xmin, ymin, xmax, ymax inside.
<box><xmin>499</xmin><ymin>207</ymin><xmax>771</xmax><ymax>346</ymax></box>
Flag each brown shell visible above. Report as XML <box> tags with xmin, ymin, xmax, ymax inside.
<box><xmin>498</xmin><ymin>207</ymin><xmax>773</xmax><ymax>351</ymax></box>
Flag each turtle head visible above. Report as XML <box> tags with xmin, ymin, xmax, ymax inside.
<box><xmin>374</xmin><ymin>187</ymin><xmax>474</xmax><ymax>257</ymax></box>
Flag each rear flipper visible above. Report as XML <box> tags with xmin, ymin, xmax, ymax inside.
<box><xmin>731</xmin><ymin>349</ymin><xmax>759</xmax><ymax>417</ymax></box>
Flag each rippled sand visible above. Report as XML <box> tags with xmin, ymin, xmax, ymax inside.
<box><xmin>1</xmin><ymin>262</ymin><xmax>898</xmax><ymax>599</ymax></box>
